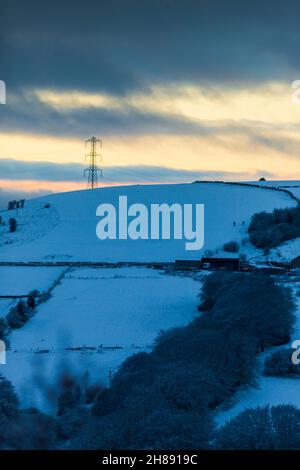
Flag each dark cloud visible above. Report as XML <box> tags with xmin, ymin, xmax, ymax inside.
<box><xmin>0</xmin><ymin>94</ymin><xmax>208</xmax><ymax>137</ymax></box>
<box><xmin>0</xmin><ymin>158</ymin><xmax>275</xmax><ymax>184</ymax></box>
<box><xmin>3</xmin><ymin>0</ymin><xmax>300</xmax><ymax>94</ymax></box>
<box><xmin>2</xmin><ymin>0</ymin><xmax>300</xmax><ymax>144</ymax></box>
<box><xmin>4</xmin><ymin>89</ymin><xmax>298</xmax><ymax>144</ymax></box>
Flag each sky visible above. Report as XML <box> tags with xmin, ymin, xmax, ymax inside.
<box><xmin>1</xmin><ymin>0</ymin><xmax>300</xmax><ymax>200</ymax></box>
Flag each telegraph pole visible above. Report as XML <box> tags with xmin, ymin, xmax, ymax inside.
<box><xmin>84</xmin><ymin>137</ymin><xmax>102</xmax><ymax>189</ymax></box>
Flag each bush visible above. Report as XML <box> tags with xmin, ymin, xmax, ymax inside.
<box><xmin>198</xmin><ymin>272</ymin><xmax>295</xmax><ymax>351</ymax></box>
<box><xmin>2</xmin><ymin>408</ymin><xmax>57</xmax><ymax>450</ymax></box>
<box><xmin>264</xmin><ymin>349</ymin><xmax>300</xmax><ymax>377</ymax></box>
<box><xmin>57</xmin><ymin>373</ymin><xmax>82</xmax><ymax>416</ymax></box>
<box><xmin>217</xmin><ymin>405</ymin><xmax>300</xmax><ymax>450</ymax></box>
<box><xmin>6</xmin><ymin>300</ymin><xmax>33</xmax><ymax>329</ymax></box>
<box><xmin>75</xmin><ymin>404</ymin><xmax>215</xmax><ymax>450</ymax></box>
<box><xmin>223</xmin><ymin>241</ymin><xmax>239</xmax><ymax>253</ymax></box>
<box><xmin>57</xmin><ymin>407</ymin><xmax>89</xmax><ymax>440</ymax></box>
<box><xmin>27</xmin><ymin>295</ymin><xmax>36</xmax><ymax>310</ymax></box>
<box><xmin>0</xmin><ymin>375</ymin><xmax>19</xmax><ymax>420</ymax></box>
<box><xmin>248</xmin><ymin>205</ymin><xmax>300</xmax><ymax>248</ymax></box>
<box><xmin>131</xmin><ymin>408</ymin><xmax>215</xmax><ymax>450</ymax></box>
<box><xmin>198</xmin><ymin>271</ymin><xmax>237</xmax><ymax>311</ymax></box>
<box><xmin>9</xmin><ymin>218</ymin><xmax>17</xmax><ymax>233</ymax></box>
<box><xmin>153</xmin><ymin>328</ymin><xmax>257</xmax><ymax>406</ymax></box>
<box><xmin>29</xmin><ymin>289</ymin><xmax>40</xmax><ymax>298</ymax></box>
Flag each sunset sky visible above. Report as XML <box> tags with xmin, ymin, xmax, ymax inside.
<box><xmin>1</xmin><ymin>0</ymin><xmax>300</xmax><ymax>201</ymax></box>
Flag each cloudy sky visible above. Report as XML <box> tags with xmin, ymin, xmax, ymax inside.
<box><xmin>1</xmin><ymin>0</ymin><xmax>300</xmax><ymax>199</ymax></box>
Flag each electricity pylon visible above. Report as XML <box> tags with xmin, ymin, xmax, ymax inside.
<box><xmin>84</xmin><ymin>137</ymin><xmax>102</xmax><ymax>189</ymax></box>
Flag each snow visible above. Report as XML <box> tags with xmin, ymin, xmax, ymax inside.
<box><xmin>0</xmin><ymin>267</ymin><xmax>200</xmax><ymax>411</ymax></box>
<box><xmin>10</xmin><ymin>267</ymin><xmax>198</xmax><ymax>348</ymax></box>
<box><xmin>0</xmin><ymin>266</ymin><xmax>64</xmax><ymax>296</ymax></box>
<box><xmin>0</xmin><ymin>181</ymin><xmax>299</xmax><ymax>415</ymax></box>
<box><xmin>249</xmin><ymin>180</ymin><xmax>300</xmax><ymax>200</ymax></box>
<box><xmin>0</xmin><ymin>266</ymin><xmax>65</xmax><ymax>319</ymax></box>
<box><xmin>0</xmin><ymin>202</ymin><xmax>59</xmax><ymax>248</ymax></box>
<box><xmin>0</xmin><ymin>182</ymin><xmax>295</xmax><ymax>262</ymax></box>
<box><xmin>216</xmin><ymin>377</ymin><xmax>300</xmax><ymax>426</ymax></box>
<box><xmin>216</xmin><ymin>281</ymin><xmax>300</xmax><ymax>426</ymax></box>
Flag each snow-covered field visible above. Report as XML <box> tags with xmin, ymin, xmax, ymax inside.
<box><xmin>1</xmin><ymin>266</ymin><xmax>200</xmax><ymax>411</ymax></box>
<box><xmin>0</xmin><ymin>266</ymin><xmax>64</xmax><ymax>296</ymax></box>
<box><xmin>0</xmin><ymin>266</ymin><xmax>65</xmax><ymax>319</ymax></box>
<box><xmin>0</xmin><ymin>182</ymin><xmax>295</xmax><ymax>262</ymax></box>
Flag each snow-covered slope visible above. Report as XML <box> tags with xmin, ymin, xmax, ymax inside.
<box><xmin>0</xmin><ymin>182</ymin><xmax>295</xmax><ymax>262</ymax></box>
<box><xmin>250</xmin><ymin>180</ymin><xmax>300</xmax><ymax>200</ymax></box>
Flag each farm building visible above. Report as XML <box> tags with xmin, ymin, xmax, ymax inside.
<box><xmin>201</xmin><ymin>257</ymin><xmax>240</xmax><ymax>270</ymax></box>
<box><xmin>174</xmin><ymin>257</ymin><xmax>240</xmax><ymax>271</ymax></box>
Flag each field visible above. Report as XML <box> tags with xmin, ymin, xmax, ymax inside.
<box><xmin>3</xmin><ymin>266</ymin><xmax>200</xmax><ymax>411</ymax></box>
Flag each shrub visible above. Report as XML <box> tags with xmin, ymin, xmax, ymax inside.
<box><xmin>85</xmin><ymin>383</ymin><xmax>105</xmax><ymax>405</ymax></box>
<box><xmin>57</xmin><ymin>373</ymin><xmax>82</xmax><ymax>416</ymax></box>
<box><xmin>223</xmin><ymin>241</ymin><xmax>239</xmax><ymax>253</ymax></box>
<box><xmin>75</xmin><ymin>403</ymin><xmax>215</xmax><ymax>450</ymax></box>
<box><xmin>57</xmin><ymin>407</ymin><xmax>89</xmax><ymax>440</ymax></box>
<box><xmin>0</xmin><ymin>375</ymin><xmax>19</xmax><ymax>420</ymax></box>
<box><xmin>6</xmin><ymin>300</ymin><xmax>32</xmax><ymax>329</ymax></box>
<box><xmin>198</xmin><ymin>271</ymin><xmax>237</xmax><ymax>311</ymax></box>
<box><xmin>217</xmin><ymin>405</ymin><xmax>300</xmax><ymax>450</ymax></box>
<box><xmin>131</xmin><ymin>408</ymin><xmax>215</xmax><ymax>450</ymax></box>
<box><xmin>264</xmin><ymin>349</ymin><xmax>300</xmax><ymax>377</ymax></box>
<box><xmin>27</xmin><ymin>295</ymin><xmax>36</xmax><ymax>310</ymax></box>
<box><xmin>9</xmin><ymin>218</ymin><xmax>17</xmax><ymax>233</ymax></box>
<box><xmin>2</xmin><ymin>408</ymin><xmax>57</xmax><ymax>450</ymax></box>
<box><xmin>29</xmin><ymin>289</ymin><xmax>40</xmax><ymax>298</ymax></box>
<box><xmin>248</xmin><ymin>205</ymin><xmax>300</xmax><ymax>248</ymax></box>
<box><xmin>198</xmin><ymin>272</ymin><xmax>295</xmax><ymax>351</ymax></box>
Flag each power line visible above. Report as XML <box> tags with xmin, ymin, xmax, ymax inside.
<box><xmin>84</xmin><ymin>137</ymin><xmax>102</xmax><ymax>189</ymax></box>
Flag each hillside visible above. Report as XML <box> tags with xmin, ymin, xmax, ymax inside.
<box><xmin>0</xmin><ymin>182</ymin><xmax>296</xmax><ymax>262</ymax></box>
<box><xmin>0</xmin><ymin>181</ymin><xmax>299</xmax><ymax>411</ymax></box>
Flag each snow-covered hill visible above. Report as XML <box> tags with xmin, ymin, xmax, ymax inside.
<box><xmin>0</xmin><ymin>182</ymin><xmax>296</xmax><ymax>262</ymax></box>
<box><xmin>1</xmin><ymin>181</ymin><xmax>299</xmax><ymax>412</ymax></box>
<box><xmin>250</xmin><ymin>179</ymin><xmax>300</xmax><ymax>200</ymax></box>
